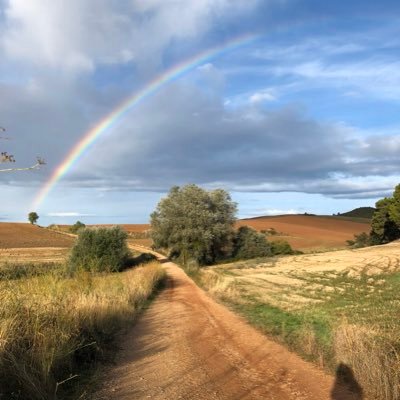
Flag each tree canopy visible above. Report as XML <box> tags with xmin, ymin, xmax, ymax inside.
<box><xmin>28</xmin><ymin>212</ymin><xmax>39</xmax><ymax>225</ymax></box>
<box><xmin>370</xmin><ymin>184</ymin><xmax>400</xmax><ymax>244</ymax></box>
<box><xmin>151</xmin><ymin>184</ymin><xmax>237</xmax><ymax>265</ymax></box>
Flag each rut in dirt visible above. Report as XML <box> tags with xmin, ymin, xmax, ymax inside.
<box><xmin>95</xmin><ymin>257</ymin><xmax>363</xmax><ymax>400</ymax></box>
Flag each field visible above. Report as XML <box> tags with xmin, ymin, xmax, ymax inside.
<box><xmin>0</xmin><ymin>222</ymin><xmax>164</xmax><ymax>399</ymax></box>
<box><xmin>0</xmin><ymin>223</ymin><xmax>74</xmax><ymax>248</ymax></box>
<box><xmin>238</xmin><ymin>214</ymin><xmax>370</xmax><ymax>251</ymax></box>
<box><xmin>199</xmin><ymin>241</ymin><xmax>400</xmax><ymax>399</ymax></box>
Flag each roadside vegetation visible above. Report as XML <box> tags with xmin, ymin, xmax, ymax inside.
<box><xmin>0</xmin><ymin>226</ymin><xmax>164</xmax><ymax>399</ymax></box>
<box><xmin>198</xmin><ymin>245</ymin><xmax>400</xmax><ymax>400</ymax></box>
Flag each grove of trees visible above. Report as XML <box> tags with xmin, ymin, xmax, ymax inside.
<box><xmin>151</xmin><ymin>184</ymin><xmax>291</xmax><ymax>266</ymax></box>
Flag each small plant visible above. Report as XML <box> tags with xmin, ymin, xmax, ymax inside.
<box><xmin>346</xmin><ymin>232</ymin><xmax>370</xmax><ymax>248</ymax></box>
<box><xmin>28</xmin><ymin>211</ymin><xmax>39</xmax><ymax>225</ymax></box>
<box><xmin>70</xmin><ymin>220</ymin><xmax>86</xmax><ymax>234</ymax></box>
<box><xmin>69</xmin><ymin>226</ymin><xmax>130</xmax><ymax>273</ymax></box>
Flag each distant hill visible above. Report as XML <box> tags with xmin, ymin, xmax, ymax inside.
<box><xmin>339</xmin><ymin>207</ymin><xmax>375</xmax><ymax>219</ymax></box>
<box><xmin>237</xmin><ymin>214</ymin><xmax>370</xmax><ymax>251</ymax></box>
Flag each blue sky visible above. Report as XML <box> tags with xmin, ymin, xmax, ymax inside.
<box><xmin>0</xmin><ymin>0</ymin><xmax>399</xmax><ymax>225</ymax></box>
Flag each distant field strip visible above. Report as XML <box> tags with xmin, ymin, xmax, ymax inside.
<box><xmin>0</xmin><ymin>247</ymin><xmax>70</xmax><ymax>263</ymax></box>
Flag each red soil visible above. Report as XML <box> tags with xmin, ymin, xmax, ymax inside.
<box><xmin>238</xmin><ymin>215</ymin><xmax>370</xmax><ymax>251</ymax></box>
<box><xmin>0</xmin><ymin>223</ymin><xmax>74</xmax><ymax>248</ymax></box>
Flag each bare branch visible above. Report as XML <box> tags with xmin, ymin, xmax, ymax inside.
<box><xmin>1</xmin><ymin>126</ymin><xmax>45</xmax><ymax>172</ymax></box>
<box><xmin>0</xmin><ymin>157</ymin><xmax>46</xmax><ymax>172</ymax></box>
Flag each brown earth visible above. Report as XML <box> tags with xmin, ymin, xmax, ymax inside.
<box><xmin>0</xmin><ymin>223</ymin><xmax>74</xmax><ymax>248</ymax></box>
<box><xmin>94</xmin><ymin>248</ymin><xmax>359</xmax><ymax>400</ymax></box>
<box><xmin>238</xmin><ymin>215</ymin><xmax>370</xmax><ymax>251</ymax></box>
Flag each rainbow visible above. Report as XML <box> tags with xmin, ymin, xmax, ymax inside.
<box><xmin>31</xmin><ymin>33</ymin><xmax>259</xmax><ymax>210</ymax></box>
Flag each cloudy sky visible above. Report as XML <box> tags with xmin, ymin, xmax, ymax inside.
<box><xmin>1</xmin><ymin>0</ymin><xmax>399</xmax><ymax>224</ymax></box>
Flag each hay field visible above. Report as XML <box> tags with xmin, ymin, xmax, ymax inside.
<box><xmin>0</xmin><ymin>223</ymin><xmax>74</xmax><ymax>264</ymax></box>
<box><xmin>238</xmin><ymin>215</ymin><xmax>370</xmax><ymax>251</ymax></box>
<box><xmin>200</xmin><ymin>241</ymin><xmax>400</xmax><ymax>399</ymax></box>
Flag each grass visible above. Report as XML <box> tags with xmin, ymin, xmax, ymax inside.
<box><xmin>0</xmin><ymin>260</ymin><xmax>165</xmax><ymax>400</ymax></box>
<box><xmin>198</xmin><ymin>254</ymin><xmax>400</xmax><ymax>399</ymax></box>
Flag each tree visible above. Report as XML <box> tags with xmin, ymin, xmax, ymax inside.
<box><xmin>0</xmin><ymin>126</ymin><xmax>45</xmax><ymax>172</ymax></box>
<box><xmin>28</xmin><ymin>212</ymin><xmax>39</xmax><ymax>225</ymax></box>
<box><xmin>370</xmin><ymin>185</ymin><xmax>400</xmax><ymax>244</ymax></box>
<box><xmin>151</xmin><ymin>184</ymin><xmax>237</xmax><ymax>265</ymax></box>
<box><xmin>70</xmin><ymin>220</ymin><xmax>86</xmax><ymax>234</ymax></box>
<box><xmin>232</xmin><ymin>226</ymin><xmax>271</xmax><ymax>260</ymax></box>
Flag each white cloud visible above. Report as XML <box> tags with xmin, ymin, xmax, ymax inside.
<box><xmin>1</xmin><ymin>0</ymin><xmax>259</xmax><ymax>72</ymax></box>
<box><xmin>47</xmin><ymin>212</ymin><xmax>95</xmax><ymax>217</ymax></box>
<box><xmin>249</xmin><ymin>90</ymin><xmax>276</xmax><ymax>103</ymax></box>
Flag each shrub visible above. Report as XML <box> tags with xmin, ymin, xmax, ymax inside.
<box><xmin>70</xmin><ymin>220</ymin><xmax>86</xmax><ymax>234</ymax></box>
<box><xmin>346</xmin><ymin>232</ymin><xmax>370</xmax><ymax>248</ymax></box>
<box><xmin>69</xmin><ymin>226</ymin><xmax>130</xmax><ymax>273</ymax></box>
<box><xmin>233</xmin><ymin>226</ymin><xmax>271</xmax><ymax>260</ymax></box>
<box><xmin>270</xmin><ymin>240</ymin><xmax>295</xmax><ymax>255</ymax></box>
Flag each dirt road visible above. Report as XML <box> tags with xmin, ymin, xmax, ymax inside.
<box><xmin>95</xmin><ymin>256</ymin><xmax>359</xmax><ymax>400</ymax></box>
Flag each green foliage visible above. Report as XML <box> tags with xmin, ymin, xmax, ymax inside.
<box><xmin>151</xmin><ymin>184</ymin><xmax>237</xmax><ymax>265</ymax></box>
<box><xmin>70</xmin><ymin>220</ymin><xmax>86</xmax><ymax>234</ymax></box>
<box><xmin>370</xmin><ymin>192</ymin><xmax>400</xmax><ymax>244</ymax></box>
<box><xmin>69</xmin><ymin>226</ymin><xmax>130</xmax><ymax>273</ymax></box>
<box><xmin>28</xmin><ymin>211</ymin><xmax>39</xmax><ymax>225</ymax></box>
<box><xmin>346</xmin><ymin>232</ymin><xmax>370</xmax><ymax>248</ymax></box>
<box><xmin>232</xmin><ymin>226</ymin><xmax>271</xmax><ymax>260</ymax></box>
<box><xmin>270</xmin><ymin>240</ymin><xmax>295</xmax><ymax>255</ymax></box>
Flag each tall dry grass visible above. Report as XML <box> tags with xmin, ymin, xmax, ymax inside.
<box><xmin>334</xmin><ymin>322</ymin><xmax>400</xmax><ymax>400</ymax></box>
<box><xmin>0</xmin><ymin>262</ymin><xmax>164</xmax><ymax>399</ymax></box>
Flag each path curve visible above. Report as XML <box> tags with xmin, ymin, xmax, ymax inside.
<box><xmin>95</xmin><ymin>251</ymin><xmax>359</xmax><ymax>400</ymax></box>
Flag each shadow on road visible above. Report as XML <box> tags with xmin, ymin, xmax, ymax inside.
<box><xmin>331</xmin><ymin>363</ymin><xmax>363</xmax><ymax>400</ymax></box>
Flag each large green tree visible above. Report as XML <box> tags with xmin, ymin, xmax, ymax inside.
<box><xmin>370</xmin><ymin>185</ymin><xmax>400</xmax><ymax>244</ymax></box>
<box><xmin>151</xmin><ymin>184</ymin><xmax>237</xmax><ymax>265</ymax></box>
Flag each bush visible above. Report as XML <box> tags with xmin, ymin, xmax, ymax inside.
<box><xmin>346</xmin><ymin>232</ymin><xmax>370</xmax><ymax>248</ymax></box>
<box><xmin>233</xmin><ymin>226</ymin><xmax>271</xmax><ymax>260</ymax></box>
<box><xmin>69</xmin><ymin>226</ymin><xmax>130</xmax><ymax>273</ymax></box>
<box><xmin>70</xmin><ymin>220</ymin><xmax>86</xmax><ymax>234</ymax></box>
<box><xmin>270</xmin><ymin>240</ymin><xmax>295</xmax><ymax>255</ymax></box>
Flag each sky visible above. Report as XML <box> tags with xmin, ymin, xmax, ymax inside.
<box><xmin>1</xmin><ymin>0</ymin><xmax>399</xmax><ymax>225</ymax></box>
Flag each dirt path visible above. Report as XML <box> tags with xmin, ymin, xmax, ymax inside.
<box><xmin>95</xmin><ymin>255</ymin><xmax>359</xmax><ymax>400</ymax></box>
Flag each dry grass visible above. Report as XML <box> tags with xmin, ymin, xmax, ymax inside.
<box><xmin>0</xmin><ymin>261</ymin><xmax>164</xmax><ymax>399</ymax></box>
<box><xmin>0</xmin><ymin>247</ymin><xmax>70</xmax><ymax>264</ymax></box>
<box><xmin>199</xmin><ymin>241</ymin><xmax>400</xmax><ymax>399</ymax></box>
<box><xmin>334</xmin><ymin>323</ymin><xmax>400</xmax><ymax>400</ymax></box>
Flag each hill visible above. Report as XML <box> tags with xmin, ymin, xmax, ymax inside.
<box><xmin>0</xmin><ymin>223</ymin><xmax>74</xmax><ymax>248</ymax></box>
<box><xmin>339</xmin><ymin>206</ymin><xmax>375</xmax><ymax>219</ymax></box>
<box><xmin>238</xmin><ymin>214</ymin><xmax>370</xmax><ymax>251</ymax></box>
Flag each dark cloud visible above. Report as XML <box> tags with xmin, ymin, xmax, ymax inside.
<box><xmin>68</xmin><ymin>80</ymin><xmax>400</xmax><ymax>199</ymax></box>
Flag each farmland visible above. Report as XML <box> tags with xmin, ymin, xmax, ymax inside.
<box><xmin>0</xmin><ymin>223</ymin><xmax>164</xmax><ymax>399</ymax></box>
<box><xmin>79</xmin><ymin>214</ymin><xmax>371</xmax><ymax>252</ymax></box>
<box><xmin>199</xmin><ymin>241</ymin><xmax>400</xmax><ymax>399</ymax></box>
<box><xmin>238</xmin><ymin>214</ymin><xmax>370</xmax><ymax>251</ymax></box>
